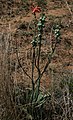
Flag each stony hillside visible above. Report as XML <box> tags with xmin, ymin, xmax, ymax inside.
<box><xmin>0</xmin><ymin>0</ymin><xmax>73</xmax><ymax>88</ymax></box>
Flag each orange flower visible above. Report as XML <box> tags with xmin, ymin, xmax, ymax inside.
<box><xmin>32</xmin><ymin>6</ymin><xmax>41</xmax><ymax>14</ymax></box>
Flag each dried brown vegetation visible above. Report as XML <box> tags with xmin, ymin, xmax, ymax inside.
<box><xmin>0</xmin><ymin>0</ymin><xmax>73</xmax><ymax>120</ymax></box>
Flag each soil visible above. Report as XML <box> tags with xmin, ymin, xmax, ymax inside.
<box><xmin>0</xmin><ymin>0</ymin><xmax>73</xmax><ymax>89</ymax></box>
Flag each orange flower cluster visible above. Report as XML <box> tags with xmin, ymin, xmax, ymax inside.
<box><xmin>32</xmin><ymin>6</ymin><xmax>41</xmax><ymax>14</ymax></box>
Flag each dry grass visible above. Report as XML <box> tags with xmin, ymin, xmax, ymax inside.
<box><xmin>0</xmin><ymin>0</ymin><xmax>73</xmax><ymax>120</ymax></box>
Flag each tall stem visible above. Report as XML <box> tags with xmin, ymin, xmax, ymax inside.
<box><xmin>37</xmin><ymin>35</ymin><xmax>42</xmax><ymax>74</ymax></box>
<box><xmin>31</xmin><ymin>47</ymin><xmax>35</xmax><ymax>101</ymax></box>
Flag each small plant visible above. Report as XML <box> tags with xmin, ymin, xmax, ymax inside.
<box><xmin>15</xmin><ymin>5</ymin><xmax>61</xmax><ymax>119</ymax></box>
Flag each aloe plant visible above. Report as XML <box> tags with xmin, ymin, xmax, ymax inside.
<box><xmin>15</xmin><ymin>11</ymin><xmax>61</xmax><ymax>119</ymax></box>
<box><xmin>30</xmin><ymin>13</ymin><xmax>61</xmax><ymax>103</ymax></box>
